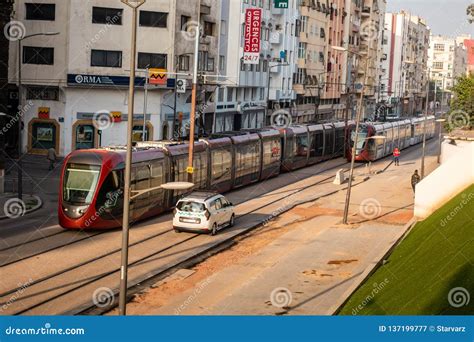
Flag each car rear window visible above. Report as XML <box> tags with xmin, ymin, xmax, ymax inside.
<box><xmin>177</xmin><ymin>201</ymin><xmax>206</xmax><ymax>213</ymax></box>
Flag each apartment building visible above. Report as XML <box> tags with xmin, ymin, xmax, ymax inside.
<box><xmin>322</xmin><ymin>0</ymin><xmax>346</xmax><ymax>120</ymax></box>
<box><xmin>8</xmin><ymin>0</ymin><xmax>221</xmax><ymax>157</ymax></box>
<box><xmin>428</xmin><ymin>35</ymin><xmax>467</xmax><ymax>103</ymax></box>
<box><xmin>293</xmin><ymin>0</ymin><xmax>329</xmax><ymax>123</ymax></box>
<box><xmin>381</xmin><ymin>11</ymin><xmax>430</xmax><ymax>116</ymax></box>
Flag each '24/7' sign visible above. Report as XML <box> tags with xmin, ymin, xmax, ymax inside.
<box><xmin>243</xmin><ymin>8</ymin><xmax>262</xmax><ymax>65</ymax></box>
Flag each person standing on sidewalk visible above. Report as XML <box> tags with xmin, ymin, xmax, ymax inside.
<box><xmin>47</xmin><ymin>148</ymin><xmax>56</xmax><ymax>171</ymax></box>
<box><xmin>411</xmin><ymin>170</ymin><xmax>420</xmax><ymax>193</ymax></box>
<box><xmin>393</xmin><ymin>147</ymin><xmax>401</xmax><ymax>166</ymax></box>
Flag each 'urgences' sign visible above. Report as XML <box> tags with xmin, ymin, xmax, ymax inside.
<box><xmin>243</xmin><ymin>8</ymin><xmax>262</xmax><ymax>65</ymax></box>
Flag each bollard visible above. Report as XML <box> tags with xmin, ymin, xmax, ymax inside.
<box><xmin>333</xmin><ymin>169</ymin><xmax>346</xmax><ymax>185</ymax></box>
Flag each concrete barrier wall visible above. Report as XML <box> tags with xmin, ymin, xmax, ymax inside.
<box><xmin>414</xmin><ymin>143</ymin><xmax>474</xmax><ymax>219</ymax></box>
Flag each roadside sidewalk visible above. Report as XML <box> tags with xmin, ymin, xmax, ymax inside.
<box><xmin>0</xmin><ymin>193</ymin><xmax>42</xmax><ymax>219</ymax></box>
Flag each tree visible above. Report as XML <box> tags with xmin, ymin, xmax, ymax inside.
<box><xmin>468</xmin><ymin>4</ymin><xmax>474</xmax><ymax>23</ymax></box>
<box><xmin>447</xmin><ymin>74</ymin><xmax>474</xmax><ymax>131</ymax></box>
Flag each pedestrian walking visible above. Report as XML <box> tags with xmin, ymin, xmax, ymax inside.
<box><xmin>411</xmin><ymin>170</ymin><xmax>420</xmax><ymax>193</ymax></box>
<box><xmin>47</xmin><ymin>147</ymin><xmax>56</xmax><ymax>171</ymax></box>
<box><xmin>393</xmin><ymin>147</ymin><xmax>400</xmax><ymax>166</ymax></box>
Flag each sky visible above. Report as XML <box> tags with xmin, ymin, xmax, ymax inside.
<box><xmin>386</xmin><ymin>0</ymin><xmax>474</xmax><ymax>38</ymax></box>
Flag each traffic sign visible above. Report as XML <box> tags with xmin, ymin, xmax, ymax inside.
<box><xmin>176</xmin><ymin>79</ymin><xmax>187</xmax><ymax>93</ymax></box>
<box><xmin>274</xmin><ymin>0</ymin><xmax>289</xmax><ymax>8</ymax></box>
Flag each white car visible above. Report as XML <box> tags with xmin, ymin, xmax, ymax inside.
<box><xmin>173</xmin><ymin>192</ymin><xmax>235</xmax><ymax>235</ymax></box>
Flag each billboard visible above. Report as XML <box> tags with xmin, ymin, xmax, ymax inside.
<box><xmin>243</xmin><ymin>8</ymin><xmax>262</xmax><ymax>65</ymax></box>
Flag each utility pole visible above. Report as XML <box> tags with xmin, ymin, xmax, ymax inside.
<box><xmin>142</xmin><ymin>66</ymin><xmax>149</xmax><ymax>141</ymax></box>
<box><xmin>119</xmin><ymin>0</ymin><xmax>145</xmax><ymax>316</ymax></box>
<box><xmin>421</xmin><ymin>68</ymin><xmax>430</xmax><ymax>179</ymax></box>
<box><xmin>187</xmin><ymin>23</ymin><xmax>200</xmax><ymax>183</ymax></box>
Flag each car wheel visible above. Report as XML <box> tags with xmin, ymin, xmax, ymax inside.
<box><xmin>211</xmin><ymin>223</ymin><xmax>218</xmax><ymax>236</ymax></box>
<box><xmin>229</xmin><ymin>214</ymin><xmax>235</xmax><ymax>227</ymax></box>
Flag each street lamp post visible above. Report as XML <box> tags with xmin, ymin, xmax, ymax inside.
<box><xmin>436</xmin><ymin>118</ymin><xmax>446</xmax><ymax>164</ymax></box>
<box><xmin>187</xmin><ymin>23</ymin><xmax>200</xmax><ymax>183</ymax></box>
<box><xmin>332</xmin><ymin>45</ymin><xmax>369</xmax><ymax>225</ymax></box>
<box><xmin>119</xmin><ymin>0</ymin><xmax>145</xmax><ymax>316</ymax></box>
<box><xmin>16</xmin><ymin>31</ymin><xmax>59</xmax><ymax>200</ymax></box>
<box><xmin>421</xmin><ymin>68</ymin><xmax>430</xmax><ymax>179</ymax></box>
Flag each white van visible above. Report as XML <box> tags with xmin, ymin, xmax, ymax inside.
<box><xmin>173</xmin><ymin>192</ymin><xmax>235</xmax><ymax>235</ymax></box>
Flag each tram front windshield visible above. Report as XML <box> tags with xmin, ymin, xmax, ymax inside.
<box><xmin>63</xmin><ymin>164</ymin><xmax>101</xmax><ymax>205</ymax></box>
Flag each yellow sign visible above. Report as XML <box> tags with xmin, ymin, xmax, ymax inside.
<box><xmin>38</xmin><ymin>107</ymin><xmax>50</xmax><ymax>119</ymax></box>
<box><xmin>149</xmin><ymin>68</ymin><xmax>167</xmax><ymax>85</ymax></box>
<box><xmin>186</xmin><ymin>167</ymin><xmax>194</xmax><ymax>174</ymax></box>
<box><xmin>111</xmin><ymin>111</ymin><xmax>122</xmax><ymax>123</ymax></box>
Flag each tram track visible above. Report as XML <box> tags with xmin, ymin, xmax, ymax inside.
<box><xmin>0</xmin><ymin>158</ymin><xmax>358</xmax><ymax>315</ymax></box>
<box><xmin>0</xmin><ymin>159</ymin><xmax>350</xmax><ymax>267</ymax></box>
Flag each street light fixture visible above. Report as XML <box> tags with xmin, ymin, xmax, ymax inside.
<box><xmin>119</xmin><ymin>0</ymin><xmax>146</xmax><ymax>316</ymax></box>
<box><xmin>15</xmin><ymin>31</ymin><xmax>59</xmax><ymax>201</ymax></box>
<box><xmin>331</xmin><ymin>45</ymin><xmax>370</xmax><ymax>225</ymax></box>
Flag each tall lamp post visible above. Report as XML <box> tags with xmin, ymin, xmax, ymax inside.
<box><xmin>332</xmin><ymin>45</ymin><xmax>369</xmax><ymax>225</ymax></box>
<box><xmin>119</xmin><ymin>0</ymin><xmax>146</xmax><ymax>316</ymax></box>
<box><xmin>16</xmin><ymin>31</ymin><xmax>59</xmax><ymax>200</ymax></box>
<box><xmin>421</xmin><ymin>67</ymin><xmax>430</xmax><ymax>179</ymax></box>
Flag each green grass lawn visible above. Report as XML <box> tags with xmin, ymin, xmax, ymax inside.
<box><xmin>339</xmin><ymin>185</ymin><xmax>474</xmax><ymax>315</ymax></box>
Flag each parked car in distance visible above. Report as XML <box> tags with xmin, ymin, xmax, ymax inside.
<box><xmin>173</xmin><ymin>192</ymin><xmax>235</xmax><ymax>235</ymax></box>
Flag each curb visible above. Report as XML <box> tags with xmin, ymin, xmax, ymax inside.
<box><xmin>0</xmin><ymin>195</ymin><xmax>43</xmax><ymax>220</ymax></box>
<box><xmin>330</xmin><ymin>217</ymin><xmax>418</xmax><ymax>315</ymax></box>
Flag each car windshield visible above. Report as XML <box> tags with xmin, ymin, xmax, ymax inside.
<box><xmin>63</xmin><ymin>164</ymin><xmax>101</xmax><ymax>205</ymax></box>
<box><xmin>177</xmin><ymin>201</ymin><xmax>206</xmax><ymax>213</ymax></box>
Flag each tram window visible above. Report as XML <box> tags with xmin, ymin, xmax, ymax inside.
<box><xmin>295</xmin><ymin>134</ymin><xmax>308</xmax><ymax>157</ymax></box>
<box><xmin>263</xmin><ymin>139</ymin><xmax>280</xmax><ymax>165</ymax></box>
<box><xmin>131</xmin><ymin>165</ymin><xmax>150</xmax><ymax>192</ymax></box>
<box><xmin>212</xmin><ymin>149</ymin><xmax>232</xmax><ymax>182</ymax></box>
<box><xmin>335</xmin><ymin>129</ymin><xmax>345</xmax><ymax>153</ymax></box>
<box><xmin>95</xmin><ymin>170</ymin><xmax>123</xmax><ymax>210</ymax></box>
<box><xmin>311</xmin><ymin>131</ymin><xmax>324</xmax><ymax>157</ymax></box>
<box><xmin>324</xmin><ymin>131</ymin><xmax>334</xmax><ymax>155</ymax></box>
<box><xmin>150</xmin><ymin>160</ymin><xmax>164</xmax><ymax>188</ymax></box>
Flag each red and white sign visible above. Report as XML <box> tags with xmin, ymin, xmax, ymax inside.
<box><xmin>243</xmin><ymin>8</ymin><xmax>262</xmax><ymax>65</ymax></box>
